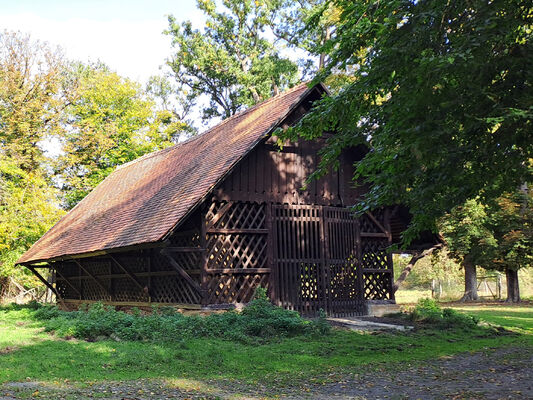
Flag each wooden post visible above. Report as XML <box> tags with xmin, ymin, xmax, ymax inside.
<box><xmin>319</xmin><ymin>206</ymin><xmax>331</xmax><ymax>315</ymax></box>
<box><xmin>200</xmin><ymin>206</ymin><xmax>209</xmax><ymax>306</ymax></box>
<box><xmin>355</xmin><ymin>219</ymin><xmax>365</xmax><ymax>308</ymax></box>
<box><xmin>266</xmin><ymin>202</ymin><xmax>278</xmax><ymax>305</ymax></box>
<box><xmin>384</xmin><ymin>208</ymin><xmax>394</xmax><ymax>301</ymax></box>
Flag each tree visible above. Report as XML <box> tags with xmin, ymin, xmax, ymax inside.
<box><xmin>0</xmin><ymin>31</ymin><xmax>65</xmax><ymax>284</ymax></box>
<box><xmin>440</xmin><ymin>199</ymin><xmax>495</xmax><ymax>301</ymax></box>
<box><xmin>484</xmin><ymin>190</ymin><xmax>533</xmax><ymax>302</ymax></box>
<box><xmin>56</xmin><ymin>63</ymin><xmax>189</xmax><ymax>209</ymax></box>
<box><xmin>165</xmin><ymin>0</ymin><xmax>299</xmax><ymax>122</ymax></box>
<box><xmin>286</xmin><ymin>0</ymin><xmax>533</xmax><ymax>241</ymax></box>
<box><xmin>0</xmin><ymin>160</ymin><xmax>64</xmax><ymax>284</ymax></box>
<box><xmin>0</xmin><ymin>31</ymin><xmax>65</xmax><ymax>171</ymax></box>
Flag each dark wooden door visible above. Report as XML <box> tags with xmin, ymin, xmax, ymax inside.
<box><xmin>272</xmin><ymin>204</ymin><xmax>367</xmax><ymax>316</ymax></box>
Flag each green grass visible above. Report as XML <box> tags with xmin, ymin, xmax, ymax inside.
<box><xmin>450</xmin><ymin>303</ymin><xmax>533</xmax><ymax>334</ymax></box>
<box><xmin>1</xmin><ymin>303</ymin><xmax>532</xmax><ymax>387</ymax></box>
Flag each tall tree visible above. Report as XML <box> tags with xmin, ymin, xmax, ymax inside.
<box><xmin>0</xmin><ymin>31</ymin><xmax>65</xmax><ymax>283</ymax></box>
<box><xmin>484</xmin><ymin>190</ymin><xmax>533</xmax><ymax>302</ymax></box>
<box><xmin>0</xmin><ymin>31</ymin><xmax>65</xmax><ymax>171</ymax></box>
<box><xmin>286</xmin><ymin>0</ymin><xmax>533</xmax><ymax>241</ymax></box>
<box><xmin>439</xmin><ymin>199</ymin><xmax>495</xmax><ymax>301</ymax></box>
<box><xmin>56</xmin><ymin>63</ymin><xmax>189</xmax><ymax>209</ymax></box>
<box><xmin>165</xmin><ymin>0</ymin><xmax>299</xmax><ymax>122</ymax></box>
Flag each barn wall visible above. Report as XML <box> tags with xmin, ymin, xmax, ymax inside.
<box><xmin>213</xmin><ymin>141</ymin><xmax>367</xmax><ymax>206</ymax></box>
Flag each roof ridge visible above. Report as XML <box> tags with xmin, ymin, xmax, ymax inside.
<box><xmin>117</xmin><ymin>82</ymin><xmax>310</xmax><ymax>171</ymax></box>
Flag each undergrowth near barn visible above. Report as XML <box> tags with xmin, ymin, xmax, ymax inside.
<box><xmin>0</xmin><ymin>298</ymin><xmax>531</xmax><ymax>387</ymax></box>
<box><xmin>32</xmin><ymin>289</ymin><xmax>330</xmax><ymax>343</ymax></box>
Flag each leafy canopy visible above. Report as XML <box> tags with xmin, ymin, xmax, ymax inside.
<box><xmin>165</xmin><ymin>0</ymin><xmax>300</xmax><ymax>122</ymax></box>
<box><xmin>286</xmin><ymin>0</ymin><xmax>533</xmax><ymax>241</ymax></box>
<box><xmin>56</xmin><ymin>63</ymin><xmax>188</xmax><ymax>209</ymax></box>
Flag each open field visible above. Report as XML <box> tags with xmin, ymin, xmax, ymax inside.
<box><xmin>0</xmin><ymin>302</ymin><xmax>532</xmax><ymax>399</ymax></box>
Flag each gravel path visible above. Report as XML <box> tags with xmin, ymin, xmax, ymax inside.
<box><xmin>1</xmin><ymin>345</ymin><xmax>532</xmax><ymax>399</ymax></box>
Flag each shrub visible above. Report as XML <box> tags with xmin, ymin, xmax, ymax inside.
<box><xmin>409</xmin><ymin>298</ymin><xmax>479</xmax><ymax>329</ymax></box>
<box><xmin>31</xmin><ymin>290</ymin><xmax>330</xmax><ymax>343</ymax></box>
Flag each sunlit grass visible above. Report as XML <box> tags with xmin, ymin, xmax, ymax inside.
<box><xmin>0</xmin><ymin>304</ymin><xmax>531</xmax><ymax>387</ymax></box>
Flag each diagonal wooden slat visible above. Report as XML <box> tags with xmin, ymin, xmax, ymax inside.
<box><xmin>73</xmin><ymin>259</ymin><xmax>112</xmax><ymax>297</ymax></box>
<box><xmin>160</xmin><ymin>249</ymin><xmax>202</xmax><ymax>294</ymax></box>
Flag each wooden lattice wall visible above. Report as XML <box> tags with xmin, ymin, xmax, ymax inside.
<box><xmin>52</xmin><ymin>201</ymin><xmax>394</xmax><ymax>316</ymax></box>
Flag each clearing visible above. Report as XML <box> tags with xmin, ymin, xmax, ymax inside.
<box><xmin>0</xmin><ymin>302</ymin><xmax>532</xmax><ymax>399</ymax></box>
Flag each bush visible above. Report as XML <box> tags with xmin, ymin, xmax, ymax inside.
<box><xmin>31</xmin><ymin>289</ymin><xmax>330</xmax><ymax>343</ymax></box>
<box><xmin>409</xmin><ymin>298</ymin><xmax>479</xmax><ymax>329</ymax></box>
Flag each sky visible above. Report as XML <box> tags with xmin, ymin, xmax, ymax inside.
<box><xmin>0</xmin><ymin>0</ymin><xmax>204</xmax><ymax>83</ymax></box>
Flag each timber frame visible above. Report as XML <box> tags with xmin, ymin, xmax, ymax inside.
<box><xmin>19</xmin><ymin>83</ymin><xmax>427</xmax><ymax>317</ymax></box>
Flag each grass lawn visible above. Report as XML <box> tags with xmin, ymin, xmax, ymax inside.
<box><xmin>449</xmin><ymin>303</ymin><xmax>533</xmax><ymax>334</ymax></box>
<box><xmin>1</xmin><ymin>303</ymin><xmax>532</xmax><ymax>390</ymax></box>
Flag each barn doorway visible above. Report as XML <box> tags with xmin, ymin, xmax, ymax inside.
<box><xmin>272</xmin><ymin>204</ymin><xmax>393</xmax><ymax>316</ymax></box>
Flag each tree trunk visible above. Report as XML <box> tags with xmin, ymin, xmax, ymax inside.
<box><xmin>505</xmin><ymin>269</ymin><xmax>520</xmax><ymax>303</ymax></box>
<box><xmin>460</xmin><ymin>261</ymin><xmax>478</xmax><ymax>301</ymax></box>
<box><xmin>392</xmin><ymin>244</ymin><xmax>442</xmax><ymax>294</ymax></box>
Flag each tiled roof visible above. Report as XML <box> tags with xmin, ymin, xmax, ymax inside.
<box><xmin>18</xmin><ymin>83</ymin><xmax>314</xmax><ymax>264</ymax></box>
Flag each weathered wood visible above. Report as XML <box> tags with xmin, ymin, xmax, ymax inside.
<box><xmin>365</xmin><ymin>211</ymin><xmax>390</xmax><ymax>236</ymax></box>
<box><xmin>200</xmin><ymin>208</ymin><xmax>209</xmax><ymax>306</ymax></box>
<box><xmin>165</xmin><ymin>247</ymin><xmax>205</xmax><ymax>252</ymax></box>
<box><xmin>207</xmin><ymin>268</ymin><xmax>271</xmax><ymax>274</ymax></box>
<box><xmin>62</xmin><ymin>299</ymin><xmax>202</xmax><ymax>309</ymax></box>
<box><xmin>27</xmin><ymin>266</ymin><xmax>62</xmax><ymax>300</ymax></box>
<box><xmin>207</xmin><ymin>228</ymin><xmax>268</xmax><ymax>234</ymax></box>
<box><xmin>55</xmin><ymin>268</ymin><xmax>81</xmax><ymax>297</ymax></box>
<box><xmin>160</xmin><ymin>249</ymin><xmax>203</xmax><ymax>294</ymax></box>
<box><xmin>73</xmin><ymin>259</ymin><xmax>112</xmax><ymax>298</ymax></box>
<box><xmin>109</xmin><ymin>255</ymin><xmax>146</xmax><ymax>293</ymax></box>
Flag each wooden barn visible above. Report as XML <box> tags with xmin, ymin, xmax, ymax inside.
<box><xmin>17</xmin><ymin>83</ymin><xmax>430</xmax><ymax>316</ymax></box>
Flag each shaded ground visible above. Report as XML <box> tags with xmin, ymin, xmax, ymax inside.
<box><xmin>1</xmin><ymin>345</ymin><xmax>531</xmax><ymax>400</ymax></box>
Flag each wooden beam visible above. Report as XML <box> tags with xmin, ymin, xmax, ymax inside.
<box><xmin>61</xmin><ymin>299</ymin><xmax>202</xmax><ymax>310</ymax></box>
<box><xmin>54</xmin><ymin>269</ymin><xmax>81</xmax><ymax>297</ymax></box>
<box><xmin>26</xmin><ymin>266</ymin><xmax>63</xmax><ymax>301</ymax></box>
<box><xmin>206</xmin><ymin>268</ymin><xmax>271</xmax><ymax>274</ymax></box>
<box><xmin>206</xmin><ymin>228</ymin><xmax>268</xmax><ymax>234</ymax></box>
<box><xmin>365</xmin><ymin>210</ymin><xmax>390</xmax><ymax>236</ymax></box>
<box><xmin>360</xmin><ymin>232</ymin><xmax>389</xmax><ymax>238</ymax></box>
<box><xmin>73</xmin><ymin>259</ymin><xmax>112</xmax><ymax>298</ymax></box>
<box><xmin>206</xmin><ymin>201</ymin><xmax>233</xmax><ymax>230</ymax></box>
<box><xmin>108</xmin><ymin>255</ymin><xmax>147</xmax><ymax>293</ymax></box>
<box><xmin>160</xmin><ymin>249</ymin><xmax>202</xmax><ymax>294</ymax></box>
<box><xmin>165</xmin><ymin>247</ymin><xmax>206</xmax><ymax>253</ymax></box>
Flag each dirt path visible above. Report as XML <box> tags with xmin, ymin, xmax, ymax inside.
<box><xmin>2</xmin><ymin>345</ymin><xmax>532</xmax><ymax>399</ymax></box>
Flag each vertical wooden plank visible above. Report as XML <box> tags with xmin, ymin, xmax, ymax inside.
<box><xmin>266</xmin><ymin>203</ymin><xmax>278</xmax><ymax>304</ymax></box>
<box><xmin>256</xmin><ymin>148</ymin><xmax>264</xmax><ymax>195</ymax></box>
<box><xmin>200</xmin><ymin>207</ymin><xmax>210</xmax><ymax>306</ymax></box>
<box><xmin>78</xmin><ymin>261</ymin><xmax>82</xmax><ymax>300</ymax></box>
<box><xmin>384</xmin><ymin>208</ymin><xmax>394</xmax><ymax>301</ymax></box>
<box><xmin>319</xmin><ymin>206</ymin><xmax>328</xmax><ymax>315</ymax></box>
<box><xmin>147</xmin><ymin>251</ymin><xmax>152</xmax><ymax>303</ymax></box>
<box><xmin>355</xmin><ymin>218</ymin><xmax>365</xmax><ymax>308</ymax></box>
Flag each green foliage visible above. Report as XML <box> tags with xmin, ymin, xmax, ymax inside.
<box><xmin>440</xmin><ymin>191</ymin><xmax>532</xmax><ymax>274</ymax></box>
<box><xmin>440</xmin><ymin>198</ymin><xmax>495</xmax><ymax>269</ymax></box>
<box><xmin>56</xmin><ymin>63</ymin><xmax>189</xmax><ymax>209</ymax></box>
<box><xmin>0</xmin><ymin>32</ymin><xmax>66</xmax><ymax>283</ymax></box>
<box><xmin>410</xmin><ymin>298</ymin><xmax>480</xmax><ymax>330</ymax></box>
<box><xmin>33</xmin><ymin>297</ymin><xmax>329</xmax><ymax>343</ymax></box>
<box><xmin>485</xmin><ymin>191</ymin><xmax>533</xmax><ymax>273</ymax></box>
<box><xmin>165</xmin><ymin>0</ymin><xmax>299</xmax><ymax>122</ymax></box>
<box><xmin>0</xmin><ymin>303</ymin><xmax>528</xmax><ymax>386</ymax></box>
<box><xmin>287</xmin><ymin>0</ymin><xmax>533</xmax><ymax>241</ymax></box>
